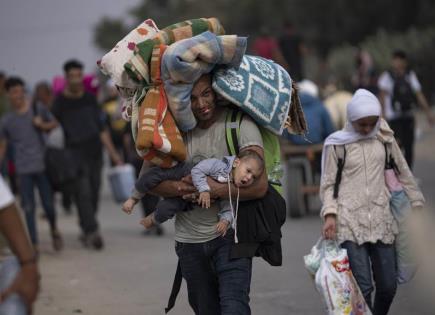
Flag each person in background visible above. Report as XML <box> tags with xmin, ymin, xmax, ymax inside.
<box><xmin>283</xmin><ymin>79</ymin><xmax>335</xmax><ymax>145</ymax></box>
<box><xmin>101</xmin><ymin>80</ymin><xmax>126</xmax><ymax>162</ymax></box>
<box><xmin>32</xmin><ymin>82</ymin><xmax>54</xmax><ymax>110</ymax></box>
<box><xmin>0</xmin><ymin>72</ymin><xmax>15</xmax><ymax>192</ymax></box>
<box><xmin>33</xmin><ymin>81</ymin><xmax>74</xmax><ymax>214</ymax></box>
<box><xmin>378</xmin><ymin>50</ymin><xmax>434</xmax><ymax>169</ymax></box>
<box><xmin>0</xmin><ymin>73</ymin><xmax>9</xmax><ymax>118</ymax></box>
<box><xmin>0</xmin><ymin>174</ymin><xmax>40</xmax><ymax>314</ymax></box>
<box><xmin>0</xmin><ymin>72</ymin><xmax>9</xmax><ymax>179</ymax></box>
<box><xmin>251</xmin><ymin>26</ymin><xmax>289</xmax><ymax>71</ymax></box>
<box><xmin>0</xmin><ymin>77</ymin><xmax>63</xmax><ymax>252</ymax></box>
<box><xmin>52</xmin><ymin>60</ymin><xmax>123</xmax><ymax>250</ymax></box>
<box><xmin>323</xmin><ymin>81</ymin><xmax>353</xmax><ymax>130</ymax></box>
<box><xmin>278</xmin><ymin>21</ymin><xmax>306</xmax><ymax>82</ymax></box>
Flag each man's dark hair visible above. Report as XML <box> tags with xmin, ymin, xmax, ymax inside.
<box><xmin>238</xmin><ymin>149</ymin><xmax>265</xmax><ymax>171</ymax></box>
<box><xmin>5</xmin><ymin>77</ymin><xmax>25</xmax><ymax>91</ymax></box>
<box><xmin>392</xmin><ymin>50</ymin><xmax>408</xmax><ymax>60</ymax></box>
<box><xmin>63</xmin><ymin>59</ymin><xmax>84</xmax><ymax>73</ymax></box>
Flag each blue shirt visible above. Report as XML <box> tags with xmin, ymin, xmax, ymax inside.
<box><xmin>283</xmin><ymin>93</ymin><xmax>335</xmax><ymax>145</ymax></box>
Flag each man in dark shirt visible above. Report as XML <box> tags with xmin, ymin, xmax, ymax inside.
<box><xmin>278</xmin><ymin>22</ymin><xmax>306</xmax><ymax>82</ymax></box>
<box><xmin>52</xmin><ymin>60</ymin><xmax>122</xmax><ymax>250</ymax></box>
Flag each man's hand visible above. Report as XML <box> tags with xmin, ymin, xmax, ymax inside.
<box><xmin>198</xmin><ymin>192</ymin><xmax>211</xmax><ymax>208</ymax></box>
<box><xmin>427</xmin><ymin>113</ymin><xmax>435</xmax><ymax>127</ymax></box>
<box><xmin>322</xmin><ymin>214</ymin><xmax>337</xmax><ymax>240</ymax></box>
<box><xmin>216</xmin><ymin>219</ymin><xmax>230</xmax><ymax>236</ymax></box>
<box><xmin>206</xmin><ymin>177</ymin><xmax>226</xmax><ymax>199</ymax></box>
<box><xmin>32</xmin><ymin>116</ymin><xmax>44</xmax><ymax>129</ymax></box>
<box><xmin>181</xmin><ymin>174</ymin><xmax>193</xmax><ymax>185</ymax></box>
<box><xmin>0</xmin><ymin>263</ymin><xmax>40</xmax><ymax>314</ymax></box>
<box><xmin>111</xmin><ymin>153</ymin><xmax>124</xmax><ymax>166</ymax></box>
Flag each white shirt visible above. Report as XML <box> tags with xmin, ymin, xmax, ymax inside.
<box><xmin>0</xmin><ymin>175</ymin><xmax>14</xmax><ymax>209</ymax></box>
<box><xmin>378</xmin><ymin>70</ymin><xmax>421</xmax><ymax>120</ymax></box>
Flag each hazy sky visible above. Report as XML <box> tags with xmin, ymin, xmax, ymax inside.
<box><xmin>0</xmin><ymin>0</ymin><xmax>140</xmax><ymax>89</ymax></box>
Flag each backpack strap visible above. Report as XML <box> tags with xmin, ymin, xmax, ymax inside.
<box><xmin>225</xmin><ymin>108</ymin><xmax>244</xmax><ymax>156</ymax></box>
<box><xmin>384</xmin><ymin>142</ymin><xmax>400</xmax><ymax>174</ymax></box>
<box><xmin>333</xmin><ymin>145</ymin><xmax>346</xmax><ymax>199</ymax></box>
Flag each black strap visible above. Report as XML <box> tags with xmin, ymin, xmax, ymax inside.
<box><xmin>333</xmin><ymin>145</ymin><xmax>346</xmax><ymax>199</ymax></box>
<box><xmin>165</xmin><ymin>260</ymin><xmax>182</xmax><ymax>313</ymax></box>
<box><xmin>384</xmin><ymin>143</ymin><xmax>400</xmax><ymax>174</ymax></box>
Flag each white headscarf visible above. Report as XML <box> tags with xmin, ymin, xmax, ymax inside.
<box><xmin>321</xmin><ymin>89</ymin><xmax>382</xmax><ymax>172</ymax></box>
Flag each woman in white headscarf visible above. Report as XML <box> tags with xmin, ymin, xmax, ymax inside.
<box><xmin>320</xmin><ymin>89</ymin><xmax>425</xmax><ymax>315</ymax></box>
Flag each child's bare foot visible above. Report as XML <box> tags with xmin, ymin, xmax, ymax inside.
<box><xmin>122</xmin><ymin>197</ymin><xmax>138</xmax><ymax>214</ymax></box>
<box><xmin>216</xmin><ymin>219</ymin><xmax>230</xmax><ymax>236</ymax></box>
<box><xmin>140</xmin><ymin>213</ymin><xmax>156</xmax><ymax>229</ymax></box>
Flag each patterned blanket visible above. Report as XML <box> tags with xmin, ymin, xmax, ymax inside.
<box><xmin>212</xmin><ymin>55</ymin><xmax>306</xmax><ymax>135</ymax></box>
<box><xmin>123</xmin><ymin>18</ymin><xmax>225</xmax><ymax>167</ymax></box>
<box><xmin>125</xmin><ymin>18</ymin><xmax>224</xmax><ymax>86</ymax></box>
<box><xmin>161</xmin><ymin>31</ymin><xmax>247</xmax><ymax>131</ymax></box>
<box><xmin>98</xmin><ymin>19</ymin><xmax>159</xmax><ymax>91</ymax></box>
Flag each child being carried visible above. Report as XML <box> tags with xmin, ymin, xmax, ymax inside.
<box><xmin>123</xmin><ymin>150</ymin><xmax>264</xmax><ymax>235</ymax></box>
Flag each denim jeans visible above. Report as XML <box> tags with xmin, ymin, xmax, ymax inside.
<box><xmin>18</xmin><ymin>172</ymin><xmax>57</xmax><ymax>245</ymax></box>
<box><xmin>175</xmin><ymin>232</ymin><xmax>252</xmax><ymax>315</ymax></box>
<box><xmin>341</xmin><ymin>241</ymin><xmax>397</xmax><ymax>315</ymax></box>
<box><xmin>72</xmin><ymin>156</ymin><xmax>102</xmax><ymax>234</ymax></box>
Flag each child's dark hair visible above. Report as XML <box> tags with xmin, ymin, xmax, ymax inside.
<box><xmin>63</xmin><ymin>59</ymin><xmax>83</xmax><ymax>73</ymax></box>
<box><xmin>237</xmin><ymin>150</ymin><xmax>265</xmax><ymax>170</ymax></box>
<box><xmin>5</xmin><ymin>77</ymin><xmax>25</xmax><ymax>91</ymax></box>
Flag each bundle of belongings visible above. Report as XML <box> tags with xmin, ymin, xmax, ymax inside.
<box><xmin>99</xmin><ymin>18</ymin><xmax>308</xmax><ymax>313</ymax></box>
<box><xmin>98</xmin><ymin>17</ymin><xmax>307</xmax><ymax>170</ymax></box>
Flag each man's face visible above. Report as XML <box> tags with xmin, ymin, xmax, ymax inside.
<box><xmin>391</xmin><ymin>57</ymin><xmax>407</xmax><ymax>76</ymax></box>
<box><xmin>65</xmin><ymin>68</ymin><xmax>83</xmax><ymax>90</ymax></box>
<box><xmin>7</xmin><ymin>85</ymin><xmax>26</xmax><ymax>109</ymax></box>
<box><xmin>191</xmin><ymin>75</ymin><xmax>216</xmax><ymax>122</ymax></box>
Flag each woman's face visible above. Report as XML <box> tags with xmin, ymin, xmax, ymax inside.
<box><xmin>351</xmin><ymin>115</ymin><xmax>379</xmax><ymax>136</ymax></box>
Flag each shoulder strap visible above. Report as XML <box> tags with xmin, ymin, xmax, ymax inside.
<box><xmin>333</xmin><ymin>145</ymin><xmax>346</xmax><ymax>199</ymax></box>
<box><xmin>384</xmin><ymin>142</ymin><xmax>400</xmax><ymax>174</ymax></box>
<box><xmin>225</xmin><ymin>108</ymin><xmax>244</xmax><ymax>156</ymax></box>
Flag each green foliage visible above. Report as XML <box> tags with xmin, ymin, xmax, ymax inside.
<box><xmin>93</xmin><ymin>0</ymin><xmax>435</xmax><ymax>96</ymax></box>
<box><xmin>94</xmin><ymin>17</ymin><xmax>129</xmax><ymax>52</ymax></box>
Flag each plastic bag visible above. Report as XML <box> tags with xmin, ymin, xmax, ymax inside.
<box><xmin>0</xmin><ymin>256</ymin><xmax>27</xmax><ymax>315</ymax></box>
<box><xmin>107</xmin><ymin>164</ymin><xmax>136</xmax><ymax>203</ymax></box>
<box><xmin>390</xmin><ymin>190</ymin><xmax>417</xmax><ymax>284</ymax></box>
<box><xmin>313</xmin><ymin>240</ymin><xmax>372</xmax><ymax>315</ymax></box>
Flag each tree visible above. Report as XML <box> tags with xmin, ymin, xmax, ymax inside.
<box><xmin>94</xmin><ymin>0</ymin><xmax>435</xmax><ymax>60</ymax></box>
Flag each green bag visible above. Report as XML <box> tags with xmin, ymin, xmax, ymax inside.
<box><xmin>225</xmin><ymin>108</ymin><xmax>283</xmax><ymax>194</ymax></box>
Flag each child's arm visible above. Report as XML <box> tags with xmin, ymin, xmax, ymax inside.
<box><xmin>191</xmin><ymin>158</ymin><xmax>223</xmax><ymax>193</ymax></box>
<box><xmin>218</xmin><ymin>200</ymin><xmax>233</xmax><ymax>224</ymax></box>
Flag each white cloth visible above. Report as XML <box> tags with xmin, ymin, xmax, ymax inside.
<box><xmin>321</xmin><ymin>89</ymin><xmax>382</xmax><ymax>171</ymax></box>
<box><xmin>0</xmin><ymin>175</ymin><xmax>14</xmax><ymax>209</ymax></box>
<box><xmin>98</xmin><ymin>19</ymin><xmax>159</xmax><ymax>89</ymax></box>
<box><xmin>377</xmin><ymin>70</ymin><xmax>421</xmax><ymax>120</ymax></box>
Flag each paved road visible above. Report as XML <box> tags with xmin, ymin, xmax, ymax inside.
<box><xmin>34</xmin><ymin>122</ymin><xmax>435</xmax><ymax>315</ymax></box>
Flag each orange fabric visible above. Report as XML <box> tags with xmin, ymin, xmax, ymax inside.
<box><xmin>135</xmin><ymin>44</ymin><xmax>186</xmax><ymax>167</ymax></box>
